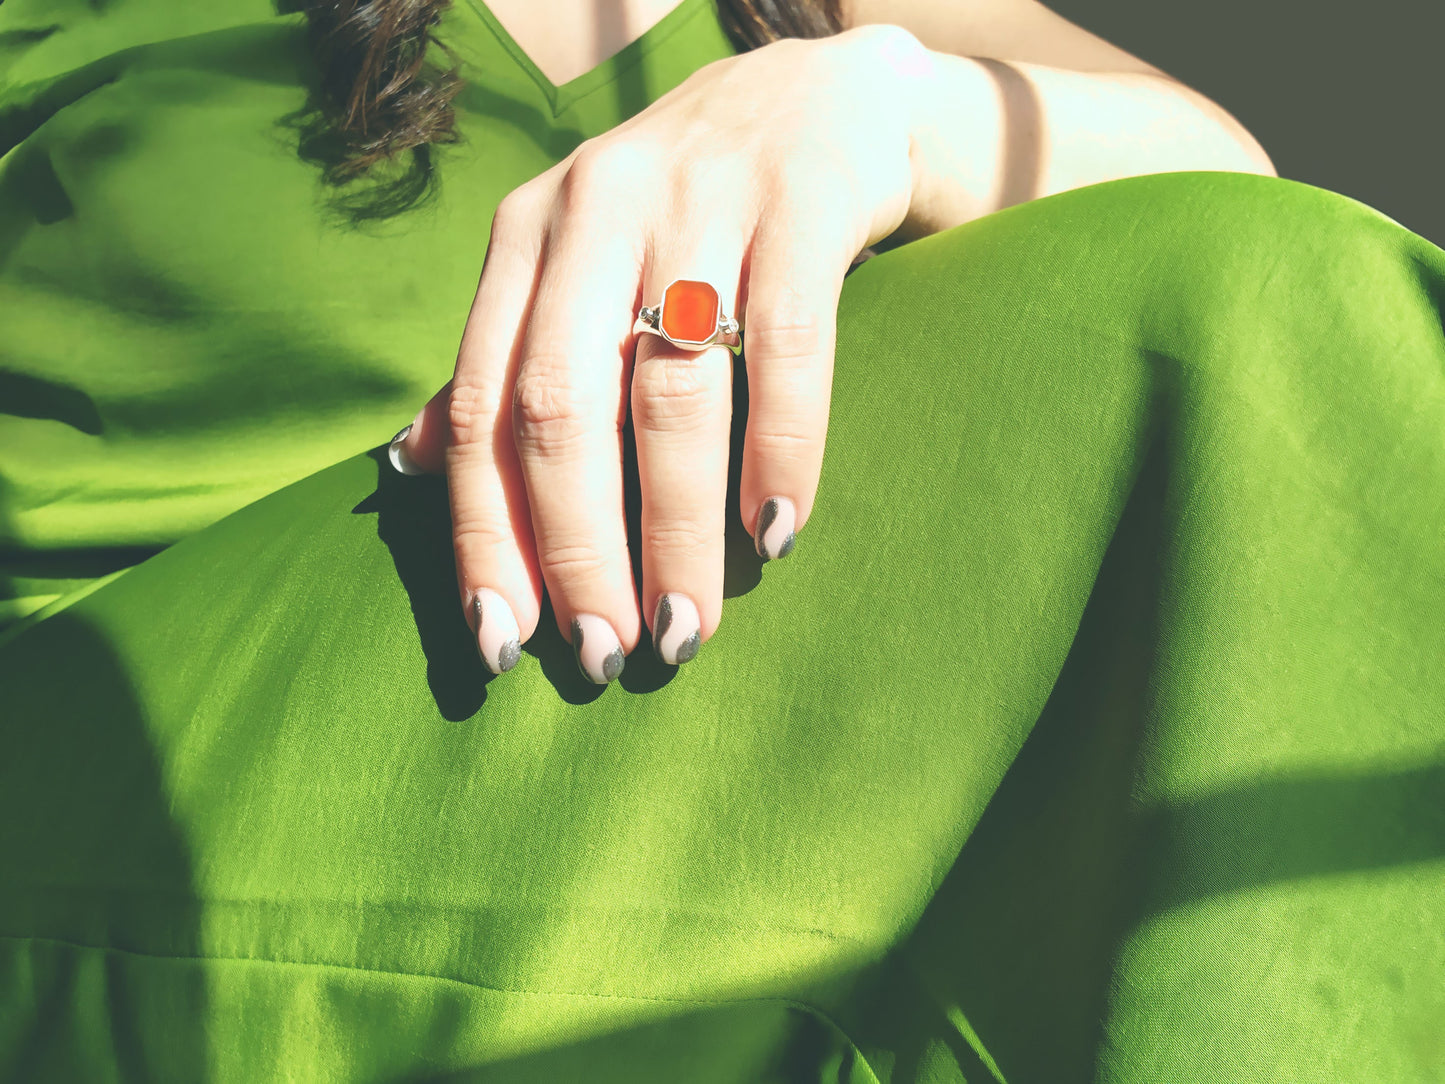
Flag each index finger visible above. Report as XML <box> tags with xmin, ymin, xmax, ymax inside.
<box><xmin>443</xmin><ymin>188</ymin><xmax>550</xmax><ymax>673</ymax></box>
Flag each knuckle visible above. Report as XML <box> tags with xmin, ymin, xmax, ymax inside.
<box><xmin>630</xmin><ymin>357</ymin><xmax>720</xmax><ymax>431</ymax></box>
<box><xmin>538</xmin><ymin>541</ymin><xmax>612</xmax><ymax>585</ymax></box>
<box><xmin>645</xmin><ymin>518</ymin><xmax>716</xmax><ymax>561</ymax></box>
<box><xmin>447</xmin><ymin>380</ymin><xmax>497</xmax><ymax>447</ymax></box>
<box><xmin>748</xmin><ymin>422</ymin><xmax>820</xmax><ymax>466</ymax></box>
<box><xmin>490</xmin><ymin>189</ymin><xmax>529</xmax><ymax>239</ymax></box>
<box><xmin>561</xmin><ymin>141</ymin><xmax>650</xmax><ymax>210</ymax></box>
<box><xmin>744</xmin><ymin>313</ymin><xmax>830</xmax><ymax>366</ymax></box>
<box><xmin>451</xmin><ymin>520</ymin><xmax>516</xmax><ymax>557</ymax></box>
<box><xmin>489</xmin><ymin>182</ymin><xmax>546</xmax><ymax>250</ymax></box>
<box><xmin>512</xmin><ymin>367</ymin><xmax>591</xmax><ymax>454</ymax></box>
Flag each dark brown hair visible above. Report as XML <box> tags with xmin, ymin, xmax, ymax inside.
<box><xmin>293</xmin><ymin>0</ymin><xmax>839</xmax><ymax>216</ymax></box>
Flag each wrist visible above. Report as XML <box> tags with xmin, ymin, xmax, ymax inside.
<box><xmin>900</xmin><ymin>51</ymin><xmax>1007</xmax><ymax>242</ymax></box>
<box><xmin>827</xmin><ymin>24</ymin><xmax>939</xmax><ymax>251</ymax></box>
<box><xmin>841</xmin><ymin>27</ymin><xmax>1002</xmax><ymax>247</ymax></box>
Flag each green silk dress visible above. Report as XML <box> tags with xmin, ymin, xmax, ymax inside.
<box><xmin>2</xmin><ymin>0</ymin><xmax>1442</xmax><ymax>1080</ymax></box>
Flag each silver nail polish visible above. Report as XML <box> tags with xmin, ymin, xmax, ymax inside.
<box><xmin>572</xmin><ymin>613</ymin><xmax>624</xmax><ymax>684</ymax></box>
<box><xmin>652</xmin><ymin>594</ymin><xmax>702</xmax><ymax>666</ymax></box>
<box><xmin>388</xmin><ymin>425</ymin><xmax>425</xmax><ymax>476</ymax></box>
<box><xmin>755</xmin><ymin>496</ymin><xmax>797</xmax><ymax>560</ymax></box>
<box><xmin>472</xmin><ymin>588</ymin><xmax>522</xmax><ymax>675</ymax></box>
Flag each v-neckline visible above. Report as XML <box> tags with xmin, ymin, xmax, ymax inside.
<box><xmin>461</xmin><ymin>0</ymin><xmax>711</xmax><ymax>117</ymax></box>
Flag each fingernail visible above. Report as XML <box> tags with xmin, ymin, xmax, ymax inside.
<box><xmin>652</xmin><ymin>594</ymin><xmax>702</xmax><ymax>666</ymax></box>
<box><xmin>388</xmin><ymin>425</ymin><xmax>425</xmax><ymax>476</ymax></box>
<box><xmin>470</xmin><ymin>588</ymin><xmax>522</xmax><ymax>675</ymax></box>
<box><xmin>571</xmin><ymin>613</ymin><xmax>625</xmax><ymax>685</ymax></box>
<box><xmin>755</xmin><ymin>496</ymin><xmax>797</xmax><ymax>561</ymax></box>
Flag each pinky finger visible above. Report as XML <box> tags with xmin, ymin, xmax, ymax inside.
<box><xmin>738</xmin><ymin>209</ymin><xmax>849</xmax><ymax>561</ymax></box>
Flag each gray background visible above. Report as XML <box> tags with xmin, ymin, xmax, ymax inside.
<box><xmin>1047</xmin><ymin>0</ymin><xmax>1443</xmax><ymax>248</ymax></box>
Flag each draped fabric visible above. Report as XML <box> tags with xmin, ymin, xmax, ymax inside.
<box><xmin>2</xmin><ymin>0</ymin><xmax>1442</xmax><ymax>1079</ymax></box>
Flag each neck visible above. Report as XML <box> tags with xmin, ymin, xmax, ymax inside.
<box><xmin>480</xmin><ymin>0</ymin><xmax>690</xmax><ymax>85</ymax></box>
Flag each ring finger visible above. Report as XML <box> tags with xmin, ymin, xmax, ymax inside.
<box><xmin>632</xmin><ymin>238</ymin><xmax>743</xmax><ymax>666</ymax></box>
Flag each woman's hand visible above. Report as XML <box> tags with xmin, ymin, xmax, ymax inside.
<box><xmin>391</xmin><ymin>24</ymin><xmax>931</xmax><ymax>682</ymax></box>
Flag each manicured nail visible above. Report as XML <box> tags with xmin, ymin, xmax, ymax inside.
<box><xmin>388</xmin><ymin>425</ymin><xmax>424</xmax><ymax>476</ymax></box>
<box><xmin>755</xmin><ymin>497</ymin><xmax>797</xmax><ymax>560</ymax></box>
<box><xmin>652</xmin><ymin>594</ymin><xmax>702</xmax><ymax>666</ymax></box>
<box><xmin>470</xmin><ymin>588</ymin><xmax>521</xmax><ymax>675</ymax></box>
<box><xmin>571</xmin><ymin>613</ymin><xmax>625</xmax><ymax>685</ymax></box>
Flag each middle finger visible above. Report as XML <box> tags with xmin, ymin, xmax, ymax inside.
<box><xmin>512</xmin><ymin>210</ymin><xmax>644</xmax><ymax>684</ymax></box>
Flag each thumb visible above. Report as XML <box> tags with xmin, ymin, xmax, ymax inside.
<box><xmin>387</xmin><ymin>381</ymin><xmax>451</xmax><ymax>475</ymax></box>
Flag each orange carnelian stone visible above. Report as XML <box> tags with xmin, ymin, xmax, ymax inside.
<box><xmin>659</xmin><ymin>279</ymin><xmax>719</xmax><ymax>344</ymax></box>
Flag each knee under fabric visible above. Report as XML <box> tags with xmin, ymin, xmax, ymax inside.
<box><xmin>2</xmin><ymin>170</ymin><xmax>1443</xmax><ymax>1081</ymax></box>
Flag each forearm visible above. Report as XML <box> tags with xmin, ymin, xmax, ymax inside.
<box><xmin>890</xmin><ymin>41</ymin><xmax>1277</xmax><ymax>243</ymax></box>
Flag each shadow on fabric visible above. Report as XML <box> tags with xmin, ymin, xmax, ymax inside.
<box><xmin>0</xmin><ymin>614</ymin><xmax>206</xmax><ymax>1080</ymax></box>
<box><xmin>354</xmin><ymin>343</ymin><xmax>764</xmax><ymax>715</ymax></box>
<box><xmin>877</xmin><ymin>437</ymin><xmax>1445</xmax><ymax>1083</ymax></box>
<box><xmin>398</xmin><ymin>998</ymin><xmax>884</xmax><ymax>1083</ymax></box>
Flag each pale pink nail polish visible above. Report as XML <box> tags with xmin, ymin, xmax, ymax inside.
<box><xmin>471</xmin><ymin>589</ymin><xmax>521</xmax><ymax>674</ymax></box>
<box><xmin>571</xmin><ymin>613</ymin><xmax>624</xmax><ymax>684</ymax></box>
<box><xmin>755</xmin><ymin>497</ymin><xmax>797</xmax><ymax>561</ymax></box>
<box><xmin>652</xmin><ymin>594</ymin><xmax>701</xmax><ymax>666</ymax></box>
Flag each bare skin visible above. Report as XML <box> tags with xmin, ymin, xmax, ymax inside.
<box><xmin>393</xmin><ymin>0</ymin><xmax>1275</xmax><ymax>682</ymax></box>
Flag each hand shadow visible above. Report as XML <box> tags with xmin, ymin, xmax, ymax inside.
<box><xmin>353</xmin><ymin>349</ymin><xmax>763</xmax><ymax>718</ymax></box>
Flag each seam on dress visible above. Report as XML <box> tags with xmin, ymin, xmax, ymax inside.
<box><xmin>2</xmin><ymin>931</ymin><xmax>866</xmax><ymax>1014</ymax></box>
<box><xmin>2</xmin><ymin>930</ymin><xmax>888</xmax><ymax>1079</ymax></box>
